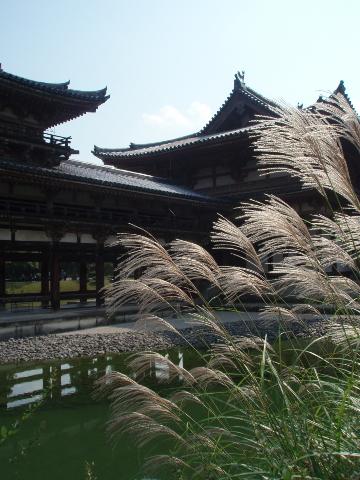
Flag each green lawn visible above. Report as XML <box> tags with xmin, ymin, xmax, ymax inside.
<box><xmin>87</xmin><ymin>277</ymin><xmax>111</xmax><ymax>290</ymax></box>
<box><xmin>6</xmin><ymin>277</ymin><xmax>112</xmax><ymax>295</ymax></box>
<box><xmin>7</xmin><ymin>280</ymin><xmax>80</xmax><ymax>295</ymax></box>
<box><xmin>59</xmin><ymin>279</ymin><xmax>80</xmax><ymax>292</ymax></box>
<box><xmin>6</xmin><ymin>281</ymin><xmax>42</xmax><ymax>295</ymax></box>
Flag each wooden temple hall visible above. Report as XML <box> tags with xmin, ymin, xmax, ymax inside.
<box><xmin>0</xmin><ymin>67</ymin><xmax>358</xmax><ymax>312</ymax></box>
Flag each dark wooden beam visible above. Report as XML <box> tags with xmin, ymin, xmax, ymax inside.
<box><xmin>50</xmin><ymin>245</ymin><xmax>60</xmax><ymax>310</ymax></box>
<box><xmin>0</xmin><ymin>256</ymin><xmax>5</xmax><ymax>308</ymax></box>
<box><xmin>95</xmin><ymin>241</ymin><xmax>105</xmax><ymax>308</ymax></box>
<box><xmin>41</xmin><ymin>254</ymin><xmax>50</xmax><ymax>308</ymax></box>
<box><xmin>79</xmin><ymin>259</ymin><xmax>87</xmax><ymax>304</ymax></box>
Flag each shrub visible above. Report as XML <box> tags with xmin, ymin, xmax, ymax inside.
<box><xmin>98</xmin><ymin>93</ymin><xmax>360</xmax><ymax>479</ymax></box>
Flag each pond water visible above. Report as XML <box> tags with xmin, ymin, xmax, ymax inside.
<box><xmin>0</xmin><ymin>337</ymin><xmax>333</xmax><ymax>480</ymax></box>
<box><xmin>0</xmin><ymin>349</ymin><xmax>204</xmax><ymax>480</ymax></box>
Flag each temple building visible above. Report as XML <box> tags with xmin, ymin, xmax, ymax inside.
<box><xmin>0</xmin><ymin>67</ymin><xmax>222</xmax><ymax>311</ymax></box>
<box><xmin>0</xmin><ymin>68</ymin><xmax>358</xmax><ymax>312</ymax></box>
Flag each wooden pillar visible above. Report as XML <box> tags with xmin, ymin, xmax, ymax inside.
<box><xmin>51</xmin><ymin>364</ymin><xmax>62</xmax><ymax>401</ymax></box>
<box><xmin>96</xmin><ymin>244</ymin><xmax>105</xmax><ymax>307</ymax></box>
<box><xmin>46</xmin><ymin>227</ymin><xmax>64</xmax><ymax>311</ymax></box>
<box><xmin>50</xmin><ymin>246</ymin><xmax>60</xmax><ymax>311</ymax></box>
<box><xmin>79</xmin><ymin>260</ymin><xmax>87</xmax><ymax>304</ymax></box>
<box><xmin>93</xmin><ymin>229</ymin><xmax>110</xmax><ymax>308</ymax></box>
<box><xmin>41</xmin><ymin>255</ymin><xmax>50</xmax><ymax>309</ymax></box>
<box><xmin>0</xmin><ymin>256</ymin><xmax>5</xmax><ymax>309</ymax></box>
<box><xmin>43</xmin><ymin>365</ymin><xmax>52</xmax><ymax>399</ymax></box>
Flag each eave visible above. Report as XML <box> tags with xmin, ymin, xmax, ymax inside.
<box><xmin>94</xmin><ymin>126</ymin><xmax>254</xmax><ymax>167</ymax></box>
<box><xmin>0</xmin><ymin>68</ymin><xmax>109</xmax><ymax>127</ymax></box>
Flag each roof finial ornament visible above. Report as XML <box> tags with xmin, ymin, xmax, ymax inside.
<box><xmin>234</xmin><ymin>70</ymin><xmax>245</xmax><ymax>90</ymax></box>
<box><xmin>336</xmin><ymin>80</ymin><xmax>346</xmax><ymax>94</ymax></box>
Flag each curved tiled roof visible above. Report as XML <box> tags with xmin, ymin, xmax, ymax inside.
<box><xmin>333</xmin><ymin>80</ymin><xmax>358</xmax><ymax>115</ymax></box>
<box><xmin>93</xmin><ymin>72</ymin><xmax>277</xmax><ymax>163</ymax></box>
<box><xmin>0</xmin><ymin>158</ymin><xmax>220</xmax><ymax>204</ymax></box>
<box><xmin>94</xmin><ymin>126</ymin><xmax>254</xmax><ymax>160</ymax></box>
<box><xmin>199</xmin><ymin>72</ymin><xmax>279</xmax><ymax>135</ymax></box>
<box><xmin>305</xmin><ymin>81</ymin><xmax>358</xmax><ymax>118</ymax></box>
<box><xmin>0</xmin><ymin>69</ymin><xmax>109</xmax><ymax>103</ymax></box>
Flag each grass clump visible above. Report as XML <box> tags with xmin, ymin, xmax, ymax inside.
<box><xmin>98</xmin><ymin>92</ymin><xmax>360</xmax><ymax>479</ymax></box>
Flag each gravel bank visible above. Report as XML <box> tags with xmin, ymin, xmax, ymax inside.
<box><xmin>0</xmin><ymin>318</ymin><xmax>328</xmax><ymax>365</ymax></box>
<box><xmin>0</xmin><ymin>315</ymin><xmax>329</xmax><ymax>365</ymax></box>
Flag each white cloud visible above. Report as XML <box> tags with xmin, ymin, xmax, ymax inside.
<box><xmin>142</xmin><ymin>101</ymin><xmax>212</xmax><ymax>130</ymax></box>
<box><xmin>142</xmin><ymin>105</ymin><xmax>190</xmax><ymax>127</ymax></box>
<box><xmin>187</xmin><ymin>101</ymin><xmax>212</xmax><ymax>124</ymax></box>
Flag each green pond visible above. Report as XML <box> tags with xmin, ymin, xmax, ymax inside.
<box><xmin>0</xmin><ymin>348</ymin><xmax>205</xmax><ymax>480</ymax></box>
<box><xmin>0</xmin><ymin>338</ymin><xmax>332</xmax><ymax>480</ymax></box>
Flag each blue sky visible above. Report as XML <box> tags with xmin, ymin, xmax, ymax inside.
<box><xmin>1</xmin><ymin>0</ymin><xmax>359</xmax><ymax>165</ymax></box>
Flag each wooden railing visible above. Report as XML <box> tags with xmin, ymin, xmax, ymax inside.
<box><xmin>0</xmin><ymin>291</ymin><xmax>97</xmax><ymax>311</ymax></box>
<box><xmin>0</xmin><ymin>197</ymin><xmax>206</xmax><ymax>232</ymax></box>
<box><xmin>42</xmin><ymin>132</ymin><xmax>71</xmax><ymax>148</ymax></box>
<box><xmin>195</xmin><ymin>176</ymin><xmax>302</xmax><ymax>197</ymax></box>
<box><xmin>0</xmin><ymin>122</ymin><xmax>71</xmax><ymax>149</ymax></box>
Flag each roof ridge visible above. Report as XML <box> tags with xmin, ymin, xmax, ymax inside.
<box><xmin>199</xmin><ymin>72</ymin><xmax>277</xmax><ymax>134</ymax></box>
<box><xmin>204</xmin><ymin>125</ymin><xmax>255</xmax><ymax>138</ymax></box>
<box><xmin>199</xmin><ymin>89</ymin><xmax>234</xmax><ymax>134</ymax></box>
<box><xmin>129</xmin><ymin>131</ymin><xmax>198</xmax><ymax>148</ymax></box>
<box><xmin>94</xmin><ymin>131</ymin><xmax>198</xmax><ymax>155</ymax></box>
<box><xmin>333</xmin><ymin>80</ymin><xmax>358</xmax><ymax>115</ymax></box>
<box><xmin>244</xmin><ymin>85</ymin><xmax>279</xmax><ymax>109</ymax></box>
<box><xmin>67</xmin><ymin>86</ymin><xmax>108</xmax><ymax>96</ymax></box>
<box><xmin>94</xmin><ymin>126</ymin><xmax>253</xmax><ymax>160</ymax></box>
<box><xmin>0</xmin><ymin>70</ymin><xmax>71</xmax><ymax>90</ymax></box>
<box><xmin>93</xmin><ymin>145</ymin><xmax>132</xmax><ymax>154</ymax></box>
<box><xmin>95</xmin><ymin>126</ymin><xmax>252</xmax><ymax>156</ymax></box>
<box><xmin>307</xmin><ymin>81</ymin><xmax>359</xmax><ymax>117</ymax></box>
<box><xmin>0</xmin><ymin>69</ymin><xmax>109</xmax><ymax>101</ymax></box>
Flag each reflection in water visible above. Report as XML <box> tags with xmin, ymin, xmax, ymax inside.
<box><xmin>7</xmin><ymin>393</ymin><xmax>43</xmax><ymax>409</ymax></box>
<box><xmin>154</xmin><ymin>353</ymin><xmax>170</xmax><ymax>382</ymax></box>
<box><xmin>0</xmin><ymin>348</ymin><xmax>198</xmax><ymax>412</ymax></box>
<box><xmin>0</xmin><ymin>348</ymin><xmax>204</xmax><ymax>480</ymax></box>
<box><xmin>61</xmin><ymin>373</ymin><xmax>71</xmax><ymax>386</ymax></box>
<box><xmin>178</xmin><ymin>351</ymin><xmax>184</xmax><ymax>369</ymax></box>
<box><xmin>14</xmin><ymin>367</ymin><xmax>43</xmax><ymax>379</ymax></box>
<box><xmin>0</xmin><ymin>341</ymin><xmax>322</xmax><ymax>480</ymax></box>
<box><xmin>9</xmin><ymin>378</ymin><xmax>43</xmax><ymax>398</ymax></box>
<box><xmin>62</xmin><ymin>386</ymin><xmax>77</xmax><ymax>396</ymax></box>
<box><xmin>0</xmin><ymin>357</ymin><xmax>111</xmax><ymax>411</ymax></box>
